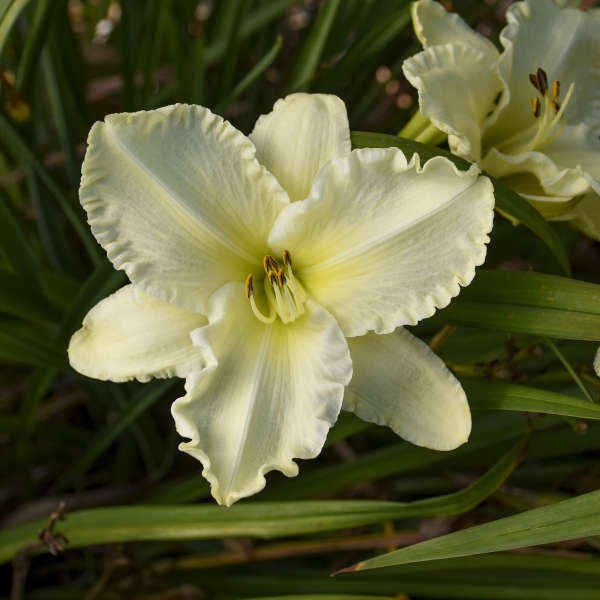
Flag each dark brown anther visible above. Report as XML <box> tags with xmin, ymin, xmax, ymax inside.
<box><xmin>552</xmin><ymin>80</ymin><xmax>560</xmax><ymax>100</ymax></box>
<box><xmin>282</xmin><ymin>249</ymin><xmax>292</xmax><ymax>267</ymax></box>
<box><xmin>551</xmin><ymin>100</ymin><xmax>560</xmax><ymax>114</ymax></box>
<box><xmin>536</xmin><ymin>67</ymin><xmax>548</xmax><ymax>96</ymax></box>
<box><xmin>529</xmin><ymin>73</ymin><xmax>540</xmax><ymax>92</ymax></box>
<box><xmin>530</xmin><ymin>97</ymin><xmax>541</xmax><ymax>118</ymax></box>
<box><xmin>245</xmin><ymin>273</ymin><xmax>254</xmax><ymax>298</ymax></box>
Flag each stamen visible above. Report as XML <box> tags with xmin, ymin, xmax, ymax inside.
<box><xmin>529</xmin><ymin>97</ymin><xmax>541</xmax><ymax>118</ymax></box>
<box><xmin>529</xmin><ymin>73</ymin><xmax>540</xmax><ymax>93</ymax></box>
<box><xmin>536</xmin><ymin>67</ymin><xmax>548</xmax><ymax>96</ymax></box>
<box><xmin>276</xmin><ymin>268</ymin><xmax>286</xmax><ymax>287</ymax></box>
<box><xmin>282</xmin><ymin>249</ymin><xmax>292</xmax><ymax>267</ymax></box>
<box><xmin>263</xmin><ymin>255</ymin><xmax>280</xmax><ymax>273</ymax></box>
<box><xmin>245</xmin><ymin>273</ymin><xmax>254</xmax><ymax>299</ymax></box>
<box><xmin>245</xmin><ymin>272</ymin><xmax>276</xmax><ymax>324</ymax></box>
<box><xmin>552</xmin><ymin>80</ymin><xmax>560</xmax><ymax>100</ymax></box>
<box><xmin>551</xmin><ymin>100</ymin><xmax>560</xmax><ymax>114</ymax></box>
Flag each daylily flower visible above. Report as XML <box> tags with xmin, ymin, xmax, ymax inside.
<box><xmin>68</xmin><ymin>94</ymin><xmax>494</xmax><ymax>506</ymax></box>
<box><xmin>402</xmin><ymin>0</ymin><xmax>600</xmax><ymax>226</ymax></box>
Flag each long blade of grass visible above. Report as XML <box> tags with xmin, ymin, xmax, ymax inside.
<box><xmin>0</xmin><ymin>0</ymin><xmax>31</xmax><ymax>56</ymax></box>
<box><xmin>1</xmin><ymin>440</ymin><xmax>522</xmax><ymax>563</ymax></box>
<box><xmin>424</xmin><ymin>269</ymin><xmax>600</xmax><ymax>341</ymax></box>
<box><xmin>285</xmin><ymin>0</ymin><xmax>341</xmax><ymax>92</ymax></box>
<box><xmin>0</xmin><ymin>113</ymin><xmax>100</xmax><ymax>263</ymax></box>
<box><xmin>333</xmin><ymin>4</ymin><xmax>411</xmax><ymax>79</ymax></box>
<box><xmin>0</xmin><ymin>191</ymin><xmax>44</xmax><ymax>290</ymax></box>
<box><xmin>49</xmin><ymin>379</ymin><xmax>177</xmax><ymax>493</ymax></box>
<box><xmin>217</xmin><ymin>35</ymin><xmax>282</xmax><ymax>109</ymax></box>
<box><xmin>348</xmin><ymin>489</ymin><xmax>600</xmax><ymax>571</ymax></box>
<box><xmin>351</xmin><ymin>131</ymin><xmax>571</xmax><ymax>275</ymax></box>
<box><xmin>464</xmin><ymin>379</ymin><xmax>600</xmax><ymax>419</ymax></box>
<box><xmin>0</xmin><ymin>269</ymin><xmax>59</xmax><ymax>323</ymax></box>
<box><xmin>15</xmin><ymin>0</ymin><xmax>56</xmax><ymax>93</ymax></box>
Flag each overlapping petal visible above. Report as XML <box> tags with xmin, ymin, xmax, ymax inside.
<box><xmin>269</xmin><ymin>149</ymin><xmax>494</xmax><ymax>337</ymax></box>
<box><xmin>403</xmin><ymin>43</ymin><xmax>503</xmax><ymax>162</ymax></box>
<box><xmin>80</xmin><ymin>104</ymin><xmax>289</xmax><ymax>314</ymax></box>
<box><xmin>68</xmin><ymin>285</ymin><xmax>208</xmax><ymax>382</ymax></box>
<box><xmin>171</xmin><ymin>283</ymin><xmax>352</xmax><ymax>506</ymax></box>
<box><xmin>250</xmin><ymin>93</ymin><xmax>351</xmax><ymax>203</ymax></box>
<box><xmin>489</xmin><ymin>0</ymin><xmax>600</xmax><ymax>144</ymax></box>
<box><xmin>344</xmin><ymin>329</ymin><xmax>470</xmax><ymax>450</ymax></box>
<box><xmin>411</xmin><ymin>0</ymin><xmax>499</xmax><ymax>63</ymax></box>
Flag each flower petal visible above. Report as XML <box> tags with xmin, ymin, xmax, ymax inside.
<box><xmin>489</xmin><ymin>0</ymin><xmax>600</xmax><ymax>144</ymax></box>
<box><xmin>411</xmin><ymin>0</ymin><xmax>499</xmax><ymax>62</ymax></box>
<box><xmin>171</xmin><ymin>282</ymin><xmax>352</xmax><ymax>506</ymax></box>
<box><xmin>80</xmin><ymin>104</ymin><xmax>289</xmax><ymax>314</ymax></box>
<box><xmin>554</xmin><ymin>192</ymin><xmax>600</xmax><ymax>241</ymax></box>
<box><xmin>403</xmin><ymin>43</ymin><xmax>503</xmax><ymax>162</ymax></box>
<box><xmin>249</xmin><ymin>93</ymin><xmax>351</xmax><ymax>202</ymax></box>
<box><xmin>269</xmin><ymin>149</ymin><xmax>494</xmax><ymax>338</ymax></box>
<box><xmin>344</xmin><ymin>329</ymin><xmax>470</xmax><ymax>450</ymax></box>
<box><xmin>594</xmin><ymin>346</ymin><xmax>600</xmax><ymax>377</ymax></box>
<box><xmin>482</xmin><ymin>146</ymin><xmax>594</xmax><ymax>209</ymax></box>
<box><xmin>68</xmin><ymin>284</ymin><xmax>208</xmax><ymax>382</ymax></box>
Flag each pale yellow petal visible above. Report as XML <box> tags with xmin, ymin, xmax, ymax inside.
<box><xmin>345</xmin><ymin>329</ymin><xmax>470</xmax><ymax>450</ymax></box>
<box><xmin>269</xmin><ymin>149</ymin><xmax>494</xmax><ymax>337</ymax></box>
<box><xmin>171</xmin><ymin>283</ymin><xmax>352</xmax><ymax>506</ymax></box>
<box><xmin>68</xmin><ymin>285</ymin><xmax>208</xmax><ymax>383</ymax></box>
<box><xmin>411</xmin><ymin>0</ymin><xmax>499</xmax><ymax>62</ymax></box>
<box><xmin>403</xmin><ymin>43</ymin><xmax>502</xmax><ymax>162</ymax></box>
<box><xmin>80</xmin><ymin>104</ymin><xmax>289</xmax><ymax>314</ymax></box>
<box><xmin>250</xmin><ymin>93</ymin><xmax>351</xmax><ymax>202</ymax></box>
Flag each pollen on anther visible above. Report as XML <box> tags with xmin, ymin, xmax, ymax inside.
<box><xmin>529</xmin><ymin>97</ymin><xmax>541</xmax><ymax>118</ymax></box>
<box><xmin>552</xmin><ymin>80</ymin><xmax>560</xmax><ymax>100</ymax></box>
<box><xmin>536</xmin><ymin>67</ymin><xmax>548</xmax><ymax>96</ymax></box>
<box><xmin>529</xmin><ymin>73</ymin><xmax>540</xmax><ymax>92</ymax></box>
<box><xmin>267</xmin><ymin>270</ymin><xmax>278</xmax><ymax>286</ymax></box>
<box><xmin>245</xmin><ymin>273</ymin><xmax>254</xmax><ymax>298</ymax></box>
<box><xmin>551</xmin><ymin>99</ymin><xmax>560</xmax><ymax>113</ymax></box>
<box><xmin>277</xmin><ymin>269</ymin><xmax>287</xmax><ymax>286</ymax></box>
<box><xmin>282</xmin><ymin>249</ymin><xmax>292</xmax><ymax>267</ymax></box>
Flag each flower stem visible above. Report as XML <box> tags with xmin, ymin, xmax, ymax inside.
<box><xmin>398</xmin><ymin>109</ymin><xmax>429</xmax><ymax>139</ymax></box>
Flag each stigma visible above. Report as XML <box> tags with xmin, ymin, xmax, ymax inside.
<box><xmin>245</xmin><ymin>250</ymin><xmax>307</xmax><ymax>324</ymax></box>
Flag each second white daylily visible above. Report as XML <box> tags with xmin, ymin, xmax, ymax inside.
<box><xmin>69</xmin><ymin>94</ymin><xmax>494</xmax><ymax>506</ymax></box>
<box><xmin>402</xmin><ymin>0</ymin><xmax>600</xmax><ymax>226</ymax></box>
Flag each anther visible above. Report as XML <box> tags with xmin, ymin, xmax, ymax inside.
<box><xmin>529</xmin><ymin>97</ymin><xmax>541</xmax><ymax>118</ymax></box>
<box><xmin>536</xmin><ymin>68</ymin><xmax>548</xmax><ymax>96</ymax></box>
<box><xmin>245</xmin><ymin>273</ymin><xmax>254</xmax><ymax>299</ymax></box>
<box><xmin>276</xmin><ymin>269</ymin><xmax>286</xmax><ymax>286</ymax></box>
<box><xmin>268</xmin><ymin>270</ymin><xmax>278</xmax><ymax>286</ymax></box>
<box><xmin>529</xmin><ymin>73</ymin><xmax>540</xmax><ymax>92</ymax></box>
<box><xmin>551</xmin><ymin>100</ymin><xmax>560</xmax><ymax>114</ymax></box>
<box><xmin>552</xmin><ymin>80</ymin><xmax>560</xmax><ymax>100</ymax></box>
<box><xmin>282</xmin><ymin>249</ymin><xmax>292</xmax><ymax>267</ymax></box>
<box><xmin>263</xmin><ymin>255</ymin><xmax>279</xmax><ymax>273</ymax></box>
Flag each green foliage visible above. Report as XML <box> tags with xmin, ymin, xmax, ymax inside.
<box><xmin>0</xmin><ymin>1</ymin><xmax>599</xmax><ymax>599</ymax></box>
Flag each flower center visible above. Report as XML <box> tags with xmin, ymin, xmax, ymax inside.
<box><xmin>245</xmin><ymin>250</ymin><xmax>307</xmax><ymax>324</ymax></box>
<box><xmin>496</xmin><ymin>66</ymin><xmax>574</xmax><ymax>156</ymax></box>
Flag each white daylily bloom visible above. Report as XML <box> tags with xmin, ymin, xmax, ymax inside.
<box><xmin>68</xmin><ymin>94</ymin><xmax>494</xmax><ymax>506</ymax></box>
<box><xmin>402</xmin><ymin>0</ymin><xmax>600</xmax><ymax>223</ymax></box>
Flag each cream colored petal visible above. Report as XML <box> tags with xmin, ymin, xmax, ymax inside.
<box><xmin>487</xmin><ymin>0</ymin><xmax>600</xmax><ymax>145</ymax></box>
<box><xmin>80</xmin><ymin>104</ymin><xmax>289</xmax><ymax>314</ymax></box>
<box><xmin>269</xmin><ymin>149</ymin><xmax>494</xmax><ymax>338</ymax></box>
<box><xmin>249</xmin><ymin>93</ymin><xmax>351</xmax><ymax>203</ymax></box>
<box><xmin>411</xmin><ymin>0</ymin><xmax>499</xmax><ymax>62</ymax></box>
<box><xmin>554</xmin><ymin>192</ymin><xmax>600</xmax><ymax>241</ymax></box>
<box><xmin>345</xmin><ymin>329</ymin><xmax>470</xmax><ymax>450</ymax></box>
<box><xmin>171</xmin><ymin>282</ymin><xmax>352</xmax><ymax>506</ymax></box>
<box><xmin>68</xmin><ymin>284</ymin><xmax>208</xmax><ymax>383</ymax></box>
<box><xmin>482</xmin><ymin>146</ymin><xmax>594</xmax><ymax>205</ymax></box>
<box><xmin>403</xmin><ymin>44</ymin><xmax>503</xmax><ymax>162</ymax></box>
<box><xmin>594</xmin><ymin>347</ymin><xmax>600</xmax><ymax>377</ymax></box>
